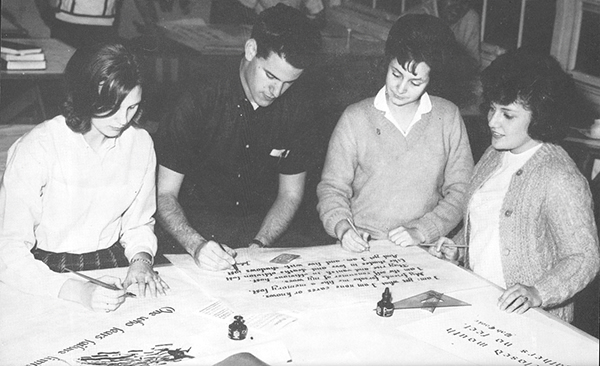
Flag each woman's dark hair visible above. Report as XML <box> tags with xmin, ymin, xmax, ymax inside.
<box><xmin>384</xmin><ymin>13</ymin><xmax>478</xmax><ymax>108</ymax></box>
<box><xmin>481</xmin><ymin>48</ymin><xmax>592</xmax><ymax>143</ymax></box>
<box><xmin>61</xmin><ymin>42</ymin><xmax>144</xmax><ymax>133</ymax></box>
<box><xmin>251</xmin><ymin>3</ymin><xmax>322</xmax><ymax>70</ymax></box>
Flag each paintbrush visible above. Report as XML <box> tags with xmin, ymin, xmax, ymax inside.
<box><xmin>65</xmin><ymin>268</ymin><xmax>136</xmax><ymax>297</ymax></box>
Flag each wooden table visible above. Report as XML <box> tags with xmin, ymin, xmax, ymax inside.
<box><xmin>0</xmin><ymin>38</ymin><xmax>74</xmax><ymax>124</ymax></box>
<box><xmin>0</xmin><ymin>38</ymin><xmax>74</xmax><ymax>79</ymax></box>
<box><xmin>156</xmin><ymin>18</ymin><xmax>385</xmax><ymax>57</ymax></box>
<box><xmin>150</xmin><ymin>17</ymin><xmax>385</xmax><ymax>84</ymax></box>
<box><xmin>1</xmin><ymin>242</ymin><xmax>597</xmax><ymax>365</ymax></box>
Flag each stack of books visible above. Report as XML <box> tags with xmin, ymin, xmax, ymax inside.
<box><xmin>1</xmin><ymin>40</ymin><xmax>46</xmax><ymax>70</ymax></box>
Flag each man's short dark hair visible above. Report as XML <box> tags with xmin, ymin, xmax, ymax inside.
<box><xmin>481</xmin><ymin>48</ymin><xmax>591</xmax><ymax>143</ymax></box>
<box><xmin>251</xmin><ymin>3</ymin><xmax>322</xmax><ymax>70</ymax></box>
<box><xmin>61</xmin><ymin>42</ymin><xmax>144</xmax><ymax>133</ymax></box>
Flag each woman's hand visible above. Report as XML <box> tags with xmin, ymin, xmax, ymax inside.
<box><xmin>123</xmin><ymin>254</ymin><xmax>169</xmax><ymax>297</ymax></box>
<box><xmin>80</xmin><ymin>276</ymin><xmax>127</xmax><ymax>312</ymax></box>
<box><xmin>388</xmin><ymin>226</ymin><xmax>425</xmax><ymax>247</ymax></box>
<box><xmin>335</xmin><ymin>219</ymin><xmax>370</xmax><ymax>252</ymax></box>
<box><xmin>427</xmin><ymin>236</ymin><xmax>460</xmax><ymax>264</ymax></box>
<box><xmin>498</xmin><ymin>284</ymin><xmax>542</xmax><ymax>314</ymax></box>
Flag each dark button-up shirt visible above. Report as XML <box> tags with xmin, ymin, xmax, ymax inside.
<box><xmin>154</xmin><ymin>63</ymin><xmax>318</xmax><ymax>215</ymax></box>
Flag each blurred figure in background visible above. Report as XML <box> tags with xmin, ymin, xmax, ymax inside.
<box><xmin>210</xmin><ymin>0</ymin><xmax>326</xmax><ymax>29</ymax></box>
<box><xmin>406</xmin><ymin>0</ymin><xmax>481</xmax><ymax>66</ymax></box>
<box><xmin>46</xmin><ymin>0</ymin><xmax>123</xmax><ymax>48</ymax></box>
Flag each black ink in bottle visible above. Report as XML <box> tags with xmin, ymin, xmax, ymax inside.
<box><xmin>228</xmin><ymin>315</ymin><xmax>248</xmax><ymax>340</ymax></box>
<box><xmin>376</xmin><ymin>287</ymin><xmax>394</xmax><ymax>317</ymax></box>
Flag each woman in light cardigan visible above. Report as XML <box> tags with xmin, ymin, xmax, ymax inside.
<box><xmin>431</xmin><ymin>48</ymin><xmax>600</xmax><ymax>322</ymax></box>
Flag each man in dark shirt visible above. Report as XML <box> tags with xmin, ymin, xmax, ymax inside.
<box><xmin>154</xmin><ymin>4</ymin><xmax>322</xmax><ymax>271</ymax></box>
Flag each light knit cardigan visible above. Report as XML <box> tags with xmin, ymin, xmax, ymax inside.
<box><xmin>456</xmin><ymin>143</ymin><xmax>600</xmax><ymax>322</ymax></box>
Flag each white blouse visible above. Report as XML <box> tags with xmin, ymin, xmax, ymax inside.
<box><xmin>0</xmin><ymin>116</ymin><xmax>157</xmax><ymax>297</ymax></box>
<box><xmin>469</xmin><ymin>143</ymin><xmax>542</xmax><ymax>287</ymax></box>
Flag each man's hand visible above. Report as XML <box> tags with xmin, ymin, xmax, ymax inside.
<box><xmin>248</xmin><ymin>239</ymin><xmax>267</xmax><ymax>249</ymax></box>
<box><xmin>388</xmin><ymin>226</ymin><xmax>425</xmax><ymax>247</ymax></box>
<box><xmin>157</xmin><ymin>165</ymin><xmax>236</xmax><ymax>271</ymax></box>
<box><xmin>191</xmin><ymin>240</ymin><xmax>237</xmax><ymax>271</ymax></box>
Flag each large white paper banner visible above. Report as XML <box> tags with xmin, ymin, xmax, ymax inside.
<box><xmin>0</xmin><ymin>266</ymin><xmax>290</xmax><ymax>366</ymax></box>
<box><xmin>167</xmin><ymin>241</ymin><xmax>490</xmax><ymax>314</ymax></box>
<box><xmin>399</xmin><ymin>301</ymin><xmax>599</xmax><ymax>366</ymax></box>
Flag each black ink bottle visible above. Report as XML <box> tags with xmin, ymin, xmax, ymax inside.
<box><xmin>376</xmin><ymin>287</ymin><xmax>394</xmax><ymax>317</ymax></box>
<box><xmin>228</xmin><ymin>315</ymin><xmax>248</xmax><ymax>340</ymax></box>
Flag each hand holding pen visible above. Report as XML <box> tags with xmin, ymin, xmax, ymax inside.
<box><xmin>65</xmin><ymin>269</ymin><xmax>130</xmax><ymax>312</ymax></box>
<box><xmin>190</xmin><ymin>239</ymin><xmax>238</xmax><ymax>272</ymax></box>
<box><xmin>66</xmin><ymin>268</ymin><xmax>136</xmax><ymax>297</ymax></box>
<box><xmin>425</xmin><ymin>236</ymin><xmax>465</xmax><ymax>265</ymax></box>
<box><xmin>336</xmin><ymin>218</ymin><xmax>371</xmax><ymax>252</ymax></box>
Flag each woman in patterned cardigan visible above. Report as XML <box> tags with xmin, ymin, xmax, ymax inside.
<box><xmin>429</xmin><ymin>48</ymin><xmax>600</xmax><ymax>322</ymax></box>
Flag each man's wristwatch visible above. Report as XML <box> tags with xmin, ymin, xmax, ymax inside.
<box><xmin>250</xmin><ymin>239</ymin><xmax>266</xmax><ymax>248</ymax></box>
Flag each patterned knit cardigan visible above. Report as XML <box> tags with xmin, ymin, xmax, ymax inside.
<box><xmin>455</xmin><ymin>143</ymin><xmax>600</xmax><ymax>322</ymax></box>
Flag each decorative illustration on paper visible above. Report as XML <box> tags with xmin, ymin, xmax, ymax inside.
<box><xmin>77</xmin><ymin>344</ymin><xmax>193</xmax><ymax>365</ymax></box>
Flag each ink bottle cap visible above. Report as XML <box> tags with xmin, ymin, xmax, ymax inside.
<box><xmin>376</xmin><ymin>287</ymin><xmax>394</xmax><ymax>317</ymax></box>
<box><xmin>228</xmin><ymin>315</ymin><xmax>248</xmax><ymax>340</ymax></box>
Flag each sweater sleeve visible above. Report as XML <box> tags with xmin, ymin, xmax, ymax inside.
<box><xmin>533</xmin><ymin>168</ymin><xmax>600</xmax><ymax>307</ymax></box>
<box><xmin>407</xmin><ymin>107</ymin><xmax>474</xmax><ymax>242</ymax></box>
<box><xmin>316</xmin><ymin>110</ymin><xmax>357</xmax><ymax>238</ymax></box>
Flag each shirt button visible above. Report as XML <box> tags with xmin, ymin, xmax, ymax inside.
<box><xmin>246</xmin><ymin>144</ymin><xmax>250</xmax><ymax>149</ymax></box>
<box><xmin>516</xmin><ymin>169</ymin><xmax>523</xmax><ymax>176</ymax></box>
<box><xmin>503</xmin><ymin>249</ymin><xmax>511</xmax><ymax>256</ymax></box>
<box><xmin>237</xmin><ymin>173</ymin><xmax>241</xmax><ymax>178</ymax></box>
<box><xmin>505</xmin><ymin>210</ymin><xmax>513</xmax><ymax>217</ymax></box>
<box><xmin>235</xmin><ymin>201</ymin><xmax>240</xmax><ymax>206</ymax></box>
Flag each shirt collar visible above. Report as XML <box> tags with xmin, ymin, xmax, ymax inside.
<box><xmin>373</xmin><ymin>87</ymin><xmax>432</xmax><ymax>135</ymax></box>
<box><xmin>77</xmin><ymin>129</ymin><xmax>118</xmax><ymax>152</ymax></box>
<box><xmin>234</xmin><ymin>61</ymin><xmax>260</xmax><ymax>110</ymax></box>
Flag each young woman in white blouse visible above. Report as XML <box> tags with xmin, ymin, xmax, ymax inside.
<box><xmin>0</xmin><ymin>42</ymin><xmax>169</xmax><ymax>312</ymax></box>
<box><xmin>430</xmin><ymin>48</ymin><xmax>599</xmax><ymax>322</ymax></box>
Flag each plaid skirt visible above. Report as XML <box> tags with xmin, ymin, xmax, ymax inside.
<box><xmin>31</xmin><ymin>242</ymin><xmax>129</xmax><ymax>273</ymax></box>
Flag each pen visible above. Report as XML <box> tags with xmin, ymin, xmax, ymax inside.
<box><xmin>420</xmin><ymin>243</ymin><xmax>469</xmax><ymax>248</ymax></box>
<box><xmin>65</xmin><ymin>268</ymin><xmax>136</xmax><ymax>298</ymax></box>
<box><xmin>346</xmin><ymin>218</ymin><xmax>370</xmax><ymax>251</ymax></box>
<box><xmin>217</xmin><ymin>243</ymin><xmax>239</xmax><ymax>272</ymax></box>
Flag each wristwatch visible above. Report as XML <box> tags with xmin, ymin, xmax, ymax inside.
<box><xmin>250</xmin><ymin>239</ymin><xmax>266</xmax><ymax>248</ymax></box>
